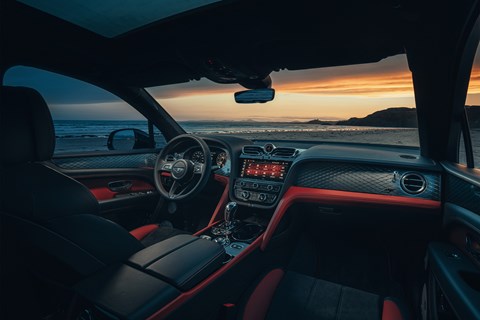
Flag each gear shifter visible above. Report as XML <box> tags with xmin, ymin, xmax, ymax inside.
<box><xmin>224</xmin><ymin>202</ymin><xmax>238</xmax><ymax>227</ymax></box>
<box><xmin>212</xmin><ymin>201</ymin><xmax>238</xmax><ymax>236</ymax></box>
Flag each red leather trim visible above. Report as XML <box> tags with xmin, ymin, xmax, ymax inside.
<box><xmin>146</xmin><ymin>234</ymin><xmax>264</xmax><ymax>319</ymax></box>
<box><xmin>89</xmin><ymin>187</ymin><xmax>116</xmax><ymax>202</ymax></box>
<box><xmin>382</xmin><ymin>299</ymin><xmax>404</xmax><ymax>320</ymax></box>
<box><xmin>242</xmin><ymin>269</ymin><xmax>285</xmax><ymax>320</ymax></box>
<box><xmin>160</xmin><ymin>172</ymin><xmax>172</xmax><ymax>177</ymax></box>
<box><xmin>193</xmin><ymin>221</ymin><xmax>220</xmax><ymax>236</ymax></box>
<box><xmin>130</xmin><ymin>224</ymin><xmax>159</xmax><ymax>241</ymax></box>
<box><xmin>131</xmin><ymin>180</ymin><xmax>155</xmax><ymax>192</ymax></box>
<box><xmin>80</xmin><ymin>178</ymin><xmax>155</xmax><ymax>201</ymax></box>
<box><xmin>261</xmin><ymin>186</ymin><xmax>441</xmax><ymax>251</ymax></box>
<box><xmin>208</xmin><ymin>175</ymin><xmax>230</xmax><ymax>225</ymax></box>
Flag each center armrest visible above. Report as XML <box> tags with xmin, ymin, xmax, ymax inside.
<box><xmin>128</xmin><ymin>234</ymin><xmax>226</xmax><ymax>291</ymax></box>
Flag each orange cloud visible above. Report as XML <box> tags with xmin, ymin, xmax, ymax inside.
<box><xmin>275</xmin><ymin>72</ymin><xmax>414</xmax><ymax>97</ymax></box>
<box><xmin>468</xmin><ymin>66</ymin><xmax>480</xmax><ymax>94</ymax></box>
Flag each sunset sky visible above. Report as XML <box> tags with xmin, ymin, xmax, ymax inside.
<box><xmin>4</xmin><ymin>49</ymin><xmax>480</xmax><ymax>122</ymax></box>
<box><xmin>149</xmin><ymin>50</ymin><xmax>480</xmax><ymax>122</ymax></box>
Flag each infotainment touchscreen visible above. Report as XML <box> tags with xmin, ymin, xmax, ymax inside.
<box><xmin>240</xmin><ymin>159</ymin><xmax>290</xmax><ymax>181</ymax></box>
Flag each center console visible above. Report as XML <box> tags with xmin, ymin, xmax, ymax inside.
<box><xmin>233</xmin><ymin>145</ymin><xmax>297</xmax><ymax>206</ymax></box>
<box><xmin>74</xmin><ymin>201</ymin><xmax>266</xmax><ymax>320</ymax></box>
<box><xmin>198</xmin><ymin>201</ymin><xmax>265</xmax><ymax>263</ymax></box>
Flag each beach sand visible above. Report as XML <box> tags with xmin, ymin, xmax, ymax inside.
<box><xmin>213</xmin><ymin>128</ymin><xmax>420</xmax><ymax>146</ymax></box>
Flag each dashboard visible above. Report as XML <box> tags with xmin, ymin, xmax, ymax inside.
<box><xmin>226</xmin><ymin>141</ymin><xmax>442</xmax><ymax>209</ymax></box>
<box><xmin>163</xmin><ymin>135</ymin><xmax>443</xmax><ymax>211</ymax></box>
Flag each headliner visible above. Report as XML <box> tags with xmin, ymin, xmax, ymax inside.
<box><xmin>0</xmin><ymin>0</ymin><xmax>475</xmax><ymax>90</ymax></box>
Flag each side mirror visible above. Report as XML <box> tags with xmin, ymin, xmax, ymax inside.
<box><xmin>107</xmin><ymin>128</ymin><xmax>154</xmax><ymax>151</ymax></box>
<box><xmin>234</xmin><ymin>88</ymin><xmax>275</xmax><ymax>104</ymax></box>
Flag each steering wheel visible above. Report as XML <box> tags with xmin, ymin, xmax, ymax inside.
<box><xmin>154</xmin><ymin>134</ymin><xmax>212</xmax><ymax>201</ymax></box>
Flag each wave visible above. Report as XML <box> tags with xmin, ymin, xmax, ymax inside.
<box><xmin>52</xmin><ymin>120</ymin><xmax>417</xmax><ymax>139</ymax></box>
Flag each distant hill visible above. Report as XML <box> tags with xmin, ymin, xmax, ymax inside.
<box><xmin>336</xmin><ymin>107</ymin><xmax>418</xmax><ymax>128</ymax></box>
<box><xmin>466</xmin><ymin>106</ymin><xmax>480</xmax><ymax>128</ymax></box>
<box><xmin>304</xmin><ymin>106</ymin><xmax>480</xmax><ymax>128</ymax></box>
<box><xmin>306</xmin><ymin>119</ymin><xmax>337</xmax><ymax>125</ymax></box>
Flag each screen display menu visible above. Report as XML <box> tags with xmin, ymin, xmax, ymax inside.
<box><xmin>240</xmin><ymin>159</ymin><xmax>290</xmax><ymax>181</ymax></box>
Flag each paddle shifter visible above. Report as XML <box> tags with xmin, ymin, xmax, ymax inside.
<box><xmin>224</xmin><ymin>202</ymin><xmax>238</xmax><ymax>227</ymax></box>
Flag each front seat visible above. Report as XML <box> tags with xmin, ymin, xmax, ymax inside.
<box><xmin>240</xmin><ymin>269</ymin><xmax>408</xmax><ymax>320</ymax></box>
<box><xmin>0</xmin><ymin>85</ymin><xmax>184</xmax><ymax>276</ymax></box>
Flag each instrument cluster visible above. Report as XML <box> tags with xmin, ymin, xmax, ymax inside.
<box><xmin>165</xmin><ymin>145</ymin><xmax>230</xmax><ymax>174</ymax></box>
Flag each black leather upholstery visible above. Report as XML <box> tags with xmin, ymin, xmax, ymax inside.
<box><xmin>1</xmin><ymin>162</ymin><xmax>100</xmax><ymax>220</ymax></box>
<box><xmin>75</xmin><ymin>264</ymin><xmax>181</xmax><ymax>320</ymax></box>
<box><xmin>129</xmin><ymin>234</ymin><xmax>197</xmax><ymax>268</ymax></box>
<box><xmin>0</xmin><ymin>86</ymin><xmax>100</xmax><ymax>221</ymax></box>
<box><xmin>129</xmin><ymin>235</ymin><xmax>226</xmax><ymax>291</ymax></box>
<box><xmin>0</xmin><ymin>86</ymin><xmax>191</xmax><ymax>278</ymax></box>
<box><xmin>0</xmin><ymin>86</ymin><xmax>55</xmax><ymax>165</ymax></box>
<box><xmin>0</xmin><ymin>86</ymin><xmax>144</xmax><ymax>276</ymax></box>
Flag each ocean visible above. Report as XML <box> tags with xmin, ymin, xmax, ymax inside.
<box><xmin>53</xmin><ymin>120</ymin><xmax>400</xmax><ymax>138</ymax></box>
<box><xmin>52</xmin><ymin>119</ymin><xmax>422</xmax><ymax>155</ymax></box>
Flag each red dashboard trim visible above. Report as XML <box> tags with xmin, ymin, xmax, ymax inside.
<box><xmin>261</xmin><ymin>186</ymin><xmax>441</xmax><ymax>251</ymax></box>
<box><xmin>208</xmin><ymin>174</ymin><xmax>230</xmax><ymax>225</ymax></box>
<box><xmin>193</xmin><ymin>221</ymin><xmax>220</xmax><ymax>236</ymax></box>
<box><xmin>146</xmin><ymin>233</ymin><xmax>263</xmax><ymax>320</ymax></box>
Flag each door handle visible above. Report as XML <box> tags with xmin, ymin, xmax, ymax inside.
<box><xmin>108</xmin><ymin>180</ymin><xmax>133</xmax><ymax>192</ymax></box>
<box><xmin>466</xmin><ymin>234</ymin><xmax>480</xmax><ymax>261</ymax></box>
<box><xmin>471</xmin><ymin>185</ymin><xmax>480</xmax><ymax>198</ymax></box>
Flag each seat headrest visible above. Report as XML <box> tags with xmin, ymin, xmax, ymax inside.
<box><xmin>0</xmin><ymin>86</ymin><xmax>55</xmax><ymax>165</ymax></box>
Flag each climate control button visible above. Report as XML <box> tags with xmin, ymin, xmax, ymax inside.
<box><xmin>241</xmin><ymin>191</ymin><xmax>251</xmax><ymax>199</ymax></box>
<box><xmin>258</xmin><ymin>193</ymin><xmax>267</xmax><ymax>202</ymax></box>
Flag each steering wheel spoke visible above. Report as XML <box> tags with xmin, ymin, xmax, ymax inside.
<box><xmin>193</xmin><ymin>163</ymin><xmax>204</xmax><ymax>175</ymax></box>
<box><xmin>158</xmin><ymin>160</ymin><xmax>174</xmax><ymax>173</ymax></box>
<box><xmin>168</xmin><ymin>180</ymin><xmax>184</xmax><ymax>199</ymax></box>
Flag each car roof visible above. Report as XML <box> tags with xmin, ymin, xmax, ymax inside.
<box><xmin>2</xmin><ymin>0</ymin><xmax>418</xmax><ymax>88</ymax></box>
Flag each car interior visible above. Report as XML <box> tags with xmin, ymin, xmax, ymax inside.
<box><xmin>1</xmin><ymin>0</ymin><xmax>480</xmax><ymax>320</ymax></box>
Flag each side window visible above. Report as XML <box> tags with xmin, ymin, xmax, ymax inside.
<box><xmin>462</xmin><ymin>45</ymin><xmax>480</xmax><ymax>168</ymax></box>
<box><xmin>3</xmin><ymin>66</ymin><xmax>166</xmax><ymax>155</ymax></box>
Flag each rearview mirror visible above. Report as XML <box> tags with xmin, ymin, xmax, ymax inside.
<box><xmin>234</xmin><ymin>88</ymin><xmax>275</xmax><ymax>104</ymax></box>
<box><xmin>107</xmin><ymin>128</ymin><xmax>154</xmax><ymax>151</ymax></box>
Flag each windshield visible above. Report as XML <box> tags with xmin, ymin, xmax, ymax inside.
<box><xmin>147</xmin><ymin>54</ymin><xmax>420</xmax><ymax>147</ymax></box>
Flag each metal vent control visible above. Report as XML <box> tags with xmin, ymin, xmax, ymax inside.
<box><xmin>271</xmin><ymin>147</ymin><xmax>298</xmax><ymax>157</ymax></box>
<box><xmin>400</xmin><ymin>172</ymin><xmax>427</xmax><ymax>194</ymax></box>
<box><xmin>242</xmin><ymin>145</ymin><xmax>264</xmax><ymax>155</ymax></box>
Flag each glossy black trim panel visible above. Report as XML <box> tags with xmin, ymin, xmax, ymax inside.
<box><xmin>442</xmin><ymin>162</ymin><xmax>480</xmax><ymax>188</ymax></box>
<box><xmin>294</xmin><ymin>162</ymin><xmax>441</xmax><ymax>200</ymax></box>
<box><xmin>444</xmin><ymin>203</ymin><xmax>480</xmax><ymax>237</ymax></box>
<box><xmin>428</xmin><ymin>242</ymin><xmax>480</xmax><ymax>320</ymax></box>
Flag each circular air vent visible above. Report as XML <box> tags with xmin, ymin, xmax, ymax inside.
<box><xmin>264</xmin><ymin>143</ymin><xmax>275</xmax><ymax>153</ymax></box>
<box><xmin>400</xmin><ymin>172</ymin><xmax>427</xmax><ymax>194</ymax></box>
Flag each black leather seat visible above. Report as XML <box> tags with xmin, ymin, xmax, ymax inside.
<box><xmin>0</xmin><ymin>85</ymin><xmax>184</xmax><ymax>276</ymax></box>
<box><xmin>240</xmin><ymin>269</ymin><xmax>408</xmax><ymax>320</ymax></box>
